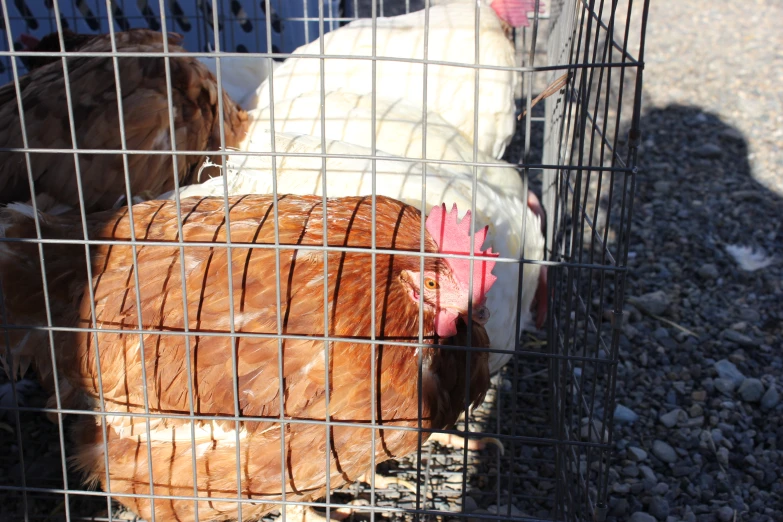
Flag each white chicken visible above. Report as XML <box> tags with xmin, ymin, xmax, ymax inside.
<box><xmin>164</xmin><ymin>129</ymin><xmax>546</xmax><ymax>375</ymax></box>
<box><xmin>250</xmin><ymin>90</ymin><xmax>486</xmax><ymax>168</ymax></box>
<box><xmin>254</xmin><ymin>0</ymin><xmax>541</xmax><ymax>159</ymax></box>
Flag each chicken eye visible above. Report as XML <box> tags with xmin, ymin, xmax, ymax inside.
<box><xmin>424</xmin><ymin>278</ymin><xmax>439</xmax><ymax>290</ymax></box>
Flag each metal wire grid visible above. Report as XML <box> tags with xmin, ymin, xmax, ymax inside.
<box><xmin>541</xmin><ymin>0</ymin><xmax>650</xmax><ymax>520</ymax></box>
<box><xmin>0</xmin><ymin>0</ymin><xmax>344</xmax><ymax>82</ymax></box>
<box><xmin>0</xmin><ymin>0</ymin><xmax>649</xmax><ymax>521</ymax></box>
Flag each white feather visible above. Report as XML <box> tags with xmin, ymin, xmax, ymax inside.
<box><xmin>254</xmin><ymin>3</ymin><xmax>519</xmax><ymax>159</ymax></box>
<box><xmin>248</xmin><ymin>91</ymin><xmax>483</xmax><ymax>170</ymax></box>
<box><xmin>725</xmin><ymin>244</ymin><xmax>776</xmax><ymax>272</ymax></box>
<box><xmin>5</xmin><ymin>202</ymin><xmax>38</xmax><ymax>219</ymax></box>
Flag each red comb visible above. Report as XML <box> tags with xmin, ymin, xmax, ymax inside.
<box><xmin>426</xmin><ymin>203</ymin><xmax>499</xmax><ymax>306</ymax></box>
<box><xmin>490</xmin><ymin>0</ymin><xmax>545</xmax><ymax>28</ymax></box>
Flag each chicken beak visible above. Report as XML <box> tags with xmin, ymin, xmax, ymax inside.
<box><xmin>471</xmin><ymin>305</ymin><xmax>491</xmax><ymax>326</ymax></box>
<box><xmin>447</xmin><ymin>303</ymin><xmax>490</xmax><ymax>327</ymax></box>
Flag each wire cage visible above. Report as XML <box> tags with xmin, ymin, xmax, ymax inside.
<box><xmin>0</xmin><ymin>0</ymin><xmax>343</xmax><ymax>82</ymax></box>
<box><xmin>0</xmin><ymin>1</ymin><xmax>650</xmax><ymax>521</ymax></box>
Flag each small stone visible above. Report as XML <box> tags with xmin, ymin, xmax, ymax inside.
<box><xmin>487</xmin><ymin>504</ymin><xmax>524</xmax><ymax>517</ymax></box>
<box><xmin>738</xmin><ymin>378</ymin><xmax>765</xmax><ymax>402</ymax></box>
<box><xmin>738</xmin><ymin>308</ymin><xmax>760</xmax><ymax>323</ymax></box>
<box><xmin>580</xmin><ymin>419</ymin><xmax>608</xmax><ymax>442</ymax></box>
<box><xmin>649</xmin><ymin>497</ymin><xmax>670</xmax><ymax>520</ymax></box>
<box><xmin>651</xmin><ymin>482</ymin><xmax>669</xmax><ymax>496</ymax></box>
<box><xmin>659</xmin><ymin>408</ymin><xmax>686</xmax><ymax>428</ymax></box>
<box><xmin>722</xmin><ymin>329</ymin><xmax>755</xmax><ymax>347</ymax></box>
<box><xmin>651</xmin><ymin>440</ymin><xmax>677</xmax><ymax>463</ymax></box>
<box><xmin>613</xmin><ymin>482</ymin><xmax>631</xmax><ymax>494</ymax></box>
<box><xmin>694</xmin><ymin>143</ymin><xmax>722</xmax><ymax>158</ymax></box>
<box><xmin>672</xmin><ymin>465</ymin><xmax>696</xmax><ymax>477</ymax></box>
<box><xmin>628</xmin><ymin>446</ymin><xmax>648</xmax><ymax>462</ymax></box>
<box><xmin>691</xmin><ymin>390</ymin><xmax>707</xmax><ymax>402</ymax></box>
<box><xmin>720</xmin><ymin>128</ymin><xmax>744</xmax><ymax>141</ymax></box>
<box><xmin>614</xmin><ymin>404</ymin><xmax>640</xmax><ymax>423</ymax></box>
<box><xmin>612</xmin><ymin>498</ymin><xmax>630</xmax><ymax>516</ymax></box>
<box><xmin>463</xmin><ymin>496</ymin><xmax>478</xmax><ymax>513</ymax></box>
<box><xmin>653</xmin><ymin>180</ymin><xmax>672</xmax><ymax>193</ymax></box>
<box><xmin>622</xmin><ymin>465</ymin><xmax>640</xmax><ymax>478</ymax></box>
<box><xmin>639</xmin><ymin>465</ymin><xmax>657</xmax><ymax>482</ymax></box>
<box><xmin>717</xmin><ymin>506</ymin><xmax>735</xmax><ymax>522</ymax></box>
<box><xmin>433</xmin><ymin>501</ymin><xmax>451</xmax><ymax>512</ymax></box>
<box><xmin>689</xmin><ymin>403</ymin><xmax>704</xmax><ymax>417</ymax></box>
<box><xmin>715</xmin><ymin>378</ymin><xmax>736</xmax><ymax>395</ymax></box>
<box><xmin>717</xmin><ymin>447</ymin><xmax>730</xmax><ymax>466</ymax></box>
<box><xmin>697</xmin><ymin>263</ymin><xmax>719</xmax><ymax>279</ymax></box>
<box><xmin>630</xmin><ymin>291</ymin><xmax>671</xmax><ymax>316</ymax></box>
<box><xmin>685</xmin><ymin>416</ymin><xmax>705</xmax><ymax>427</ymax></box>
<box><xmin>714</xmin><ymin>359</ymin><xmax>746</xmax><ymax>387</ymax></box>
<box><xmin>761</xmin><ymin>385</ymin><xmax>780</xmax><ymax>410</ymax></box>
<box><xmin>624</xmin><ymin>324</ymin><xmax>639</xmax><ymax>339</ymax></box>
<box><xmin>629</xmin><ymin>513</ymin><xmax>657</xmax><ymax>522</ymax></box>
<box><xmin>653</xmin><ymin>327</ymin><xmax>669</xmax><ymax>339</ymax></box>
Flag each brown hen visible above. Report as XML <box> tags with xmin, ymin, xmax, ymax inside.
<box><xmin>0</xmin><ymin>194</ymin><xmax>496</xmax><ymax>521</ymax></box>
<box><xmin>0</xmin><ymin>29</ymin><xmax>248</xmax><ymax>213</ymax></box>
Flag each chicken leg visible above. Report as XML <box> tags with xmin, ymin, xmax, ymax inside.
<box><xmin>427</xmin><ymin>431</ymin><xmax>505</xmax><ymax>455</ymax></box>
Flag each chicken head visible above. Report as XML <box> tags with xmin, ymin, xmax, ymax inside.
<box><xmin>400</xmin><ymin>203</ymin><xmax>499</xmax><ymax>337</ymax></box>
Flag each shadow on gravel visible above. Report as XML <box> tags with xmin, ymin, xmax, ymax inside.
<box><xmin>604</xmin><ymin>103</ymin><xmax>783</xmax><ymax>520</ymax></box>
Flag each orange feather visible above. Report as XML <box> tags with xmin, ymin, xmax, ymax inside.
<box><xmin>0</xmin><ymin>194</ymin><xmax>489</xmax><ymax>521</ymax></box>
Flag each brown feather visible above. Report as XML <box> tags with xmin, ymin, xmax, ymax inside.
<box><xmin>0</xmin><ymin>29</ymin><xmax>248</xmax><ymax>212</ymax></box>
<box><xmin>0</xmin><ymin>194</ymin><xmax>490</xmax><ymax>521</ymax></box>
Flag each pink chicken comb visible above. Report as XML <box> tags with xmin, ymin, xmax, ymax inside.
<box><xmin>490</xmin><ymin>0</ymin><xmax>545</xmax><ymax>28</ymax></box>
<box><xmin>426</xmin><ymin>203</ymin><xmax>499</xmax><ymax>306</ymax></box>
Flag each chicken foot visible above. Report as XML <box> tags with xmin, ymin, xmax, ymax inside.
<box><xmin>427</xmin><ymin>431</ymin><xmax>505</xmax><ymax>456</ymax></box>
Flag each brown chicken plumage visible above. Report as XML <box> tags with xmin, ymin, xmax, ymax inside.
<box><xmin>0</xmin><ymin>29</ymin><xmax>248</xmax><ymax>212</ymax></box>
<box><xmin>0</xmin><ymin>194</ymin><xmax>495</xmax><ymax>521</ymax></box>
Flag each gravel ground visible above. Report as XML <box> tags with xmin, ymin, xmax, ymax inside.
<box><xmin>602</xmin><ymin>1</ymin><xmax>783</xmax><ymax>521</ymax></box>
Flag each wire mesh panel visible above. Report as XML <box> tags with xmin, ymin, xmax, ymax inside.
<box><xmin>542</xmin><ymin>0</ymin><xmax>650</xmax><ymax>520</ymax></box>
<box><xmin>0</xmin><ymin>1</ymin><xmax>649</xmax><ymax>521</ymax></box>
<box><xmin>0</xmin><ymin>0</ymin><xmax>342</xmax><ymax>83</ymax></box>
